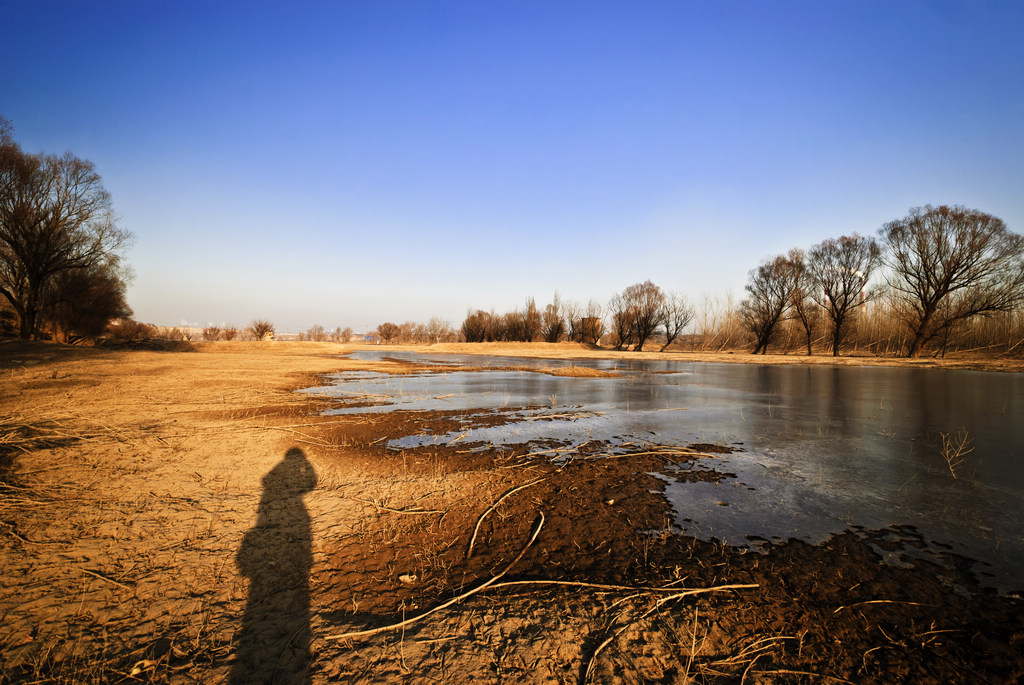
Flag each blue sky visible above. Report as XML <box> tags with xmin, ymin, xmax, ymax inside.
<box><xmin>3</xmin><ymin>1</ymin><xmax>1022</xmax><ymax>332</ymax></box>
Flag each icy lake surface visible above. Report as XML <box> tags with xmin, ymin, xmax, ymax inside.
<box><xmin>302</xmin><ymin>350</ymin><xmax>1024</xmax><ymax>589</ymax></box>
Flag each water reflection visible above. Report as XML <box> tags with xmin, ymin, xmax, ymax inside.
<box><xmin>304</xmin><ymin>352</ymin><xmax>1024</xmax><ymax>588</ymax></box>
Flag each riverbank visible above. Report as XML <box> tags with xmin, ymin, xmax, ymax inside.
<box><xmin>1</xmin><ymin>341</ymin><xmax>1021</xmax><ymax>683</ymax></box>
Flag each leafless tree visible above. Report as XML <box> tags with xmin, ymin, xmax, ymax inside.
<box><xmin>541</xmin><ymin>293</ymin><xmax>566</xmax><ymax>342</ymax></box>
<box><xmin>461</xmin><ymin>310</ymin><xmax>490</xmax><ymax>342</ymax></box>
<box><xmin>608</xmin><ymin>292</ymin><xmax>634</xmax><ymax>350</ymax></box>
<box><xmin>502</xmin><ymin>310</ymin><xmax>527</xmax><ymax>342</ymax></box>
<box><xmin>46</xmin><ymin>263</ymin><xmax>132</xmax><ymax>342</ymax></box>
<box><xmin>340</xmin><ymin>326</ymin><xmax>353</xmax><ymax>342</ymax></box>
<box><xmin>740</xmin><ymin>254</ymin><xmax>799</xmax><ymax>354</ymax></box>
<box><xmin>248</xmin><ymin>319</ymin><xmax>275</xmax><ymax>341</ymax></box>
<box><xmin>625</xmin><ymin>281</ymin><xmax>666</xmax><ymax>351</ymax></box>
<box><xmin>582</xmin><ymin>299</ymin><xmax>604</xmax><ymax>344</ymax></box>
<box><xmin>0</xmin><ymin>122</ymin><xmax>132</xmax><ymax>338</ymax></box>
<box><xmin>222</xmin><ymin>325</ymin><xmax>238</xmax><ymax>341</ymax></box>
<box><xmin>807</xmin><ymin>234</ymin><xmax>882</xmax><ymax>356</ymax></box>
<box><xmin>202</xmin><ymin>325</ymin><xmax>221</xmax><ymax>342</ymax></box>
<box><xmin>563</xmin><ymin>299</ymin><xmax>581</xmax><ymax>342</ymax></box>
<box><xmin>523</xmin><ymin>298</ymin><xmax>541</xmax><ymax>342</ymax></box>
<box><xmin>787</xmin><ymin>248</ymin><xmax>821</xmax><ymax>356</ymax></box>
<box><xmin>660</xmin><ymin>292</ymin><xmax>695</xmax><ymax>351</ymax></box>
<box><xmin>426</xmin><ymin>317</ymin><xmax>453</xmax><ymax>343</ymax></box>
<box><xmin>880</xmin><ymin>205</ymin><xmax>1024</xmax><ymax>357</ymax></box>
<box><xmin>306</xmin><ymin>324</ymin><xmax>327</xmax><ymax>342</ymax></box>
<box><xmin>377</xmin><ymin>321</ymin><xmax>400</xmax><ymax>343</ymax></box>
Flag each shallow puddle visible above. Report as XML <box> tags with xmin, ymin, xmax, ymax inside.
<box><xmin>303</xmin><ymin>350</ymin><xmax>1024</xmax><ymax>590</ymax></box>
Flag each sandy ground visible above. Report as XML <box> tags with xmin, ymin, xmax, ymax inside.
<box><xmin>1</xmin><ymin>341</ymin><xmax>1022</xmax><ymax>684</ymax></box>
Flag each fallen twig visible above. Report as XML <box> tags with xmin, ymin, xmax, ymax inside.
<box><xmin>326</xmin><ymin>511</ymin><xmax>546</xmax><ymax>641</ymax></box>
<box><xmin>78</xmin><ymin>567</ymin><xmax>134</xmax><ymax>589</ymax></box>
<box><xmin>466</xmin><ymin>477</ymin><xmax>547</xmax><ymax>559</ymax></box>
<box><xmin>833</xmin><ymin>599</ymin><xmax>931</xmax><ymax>614</ymax></box>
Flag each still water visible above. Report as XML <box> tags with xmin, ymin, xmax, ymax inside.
<box><xmin>304</xmin><ymin>351</ymin><xmax>1024</xmax><ymax>590</ymax></box>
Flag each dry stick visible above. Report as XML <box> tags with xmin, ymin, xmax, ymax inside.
<box><xmin>78</xmin><ymin>567</ymin><xmax>134</xmax><ymax>589</ymax></box>
<box><xmin>466</xmin><ymin>477</ymin><xmax>548</xmax><ymax>559</ymax></box>
<box><xmin>486</xmin><ymin>579</ymin><xmax>755</xmax><ymax>595</ymax></box>
<box><xmin>326</xmin><ymin>512</ymin><xmax>546</xmax><ymax>642</ymax></box>
<box><xmin>833</xmin><ymin>599</ymin><xmax>931</xmax><ymax>614</ymax></box>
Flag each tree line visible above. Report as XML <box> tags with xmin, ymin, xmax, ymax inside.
<box><xmin>738</xmin><ymin>205</ymin><xmax>1024</xmax><ymax>358</ymax></box>
<box><xmin>456</xmin><ymin>288</ymin><xmax>693</xmax><ymax>351</ymax></box>
<box><xmin>1</xmin><ymin>116</ymin><xmax>133</xmax><ymax>341</ymax></box>
<box><xmin>450</xmin><ymin>205</ymin><xmax>1024</xmax><ymax>359</ymax></box>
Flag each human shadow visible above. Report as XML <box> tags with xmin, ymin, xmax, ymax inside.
<box><xmin>231</xmin><ymin>447</ymin><xmax>317</xmax><ymax>684</ymax></box>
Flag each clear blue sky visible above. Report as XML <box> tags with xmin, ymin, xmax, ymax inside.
<box><xmin>3</xmin><ymin>0</ymin><xmax>1022</xmax><ymax>332</ymax></box>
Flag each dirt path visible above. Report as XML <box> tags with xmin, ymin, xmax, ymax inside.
<box><xmin>1</xmin><ymin>341</ymin><xmax>1021</xmax><ymax>683</ymax></box>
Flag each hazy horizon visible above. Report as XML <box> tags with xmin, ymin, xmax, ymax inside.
<box><xmin>4</xmin><ymin>1</ymin><xmax>1023</xmax><ymax>332</ymax></box>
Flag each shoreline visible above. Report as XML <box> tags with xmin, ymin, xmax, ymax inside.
<box><xmin>1</xmin><ymin>341</ymin><xmax>1021</xmax><ymax>683</ymax></box>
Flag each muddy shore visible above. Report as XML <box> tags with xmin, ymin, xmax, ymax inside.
<box><xmin>1</xmin><ymin>341</ymin><xmax>1022</xmax><ymax>683</ymax></box>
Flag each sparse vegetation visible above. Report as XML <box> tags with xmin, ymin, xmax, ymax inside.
<box><xmin>247</xmin><ymin>319</ymin><xmax>275</xmax><ymax>341</ymax></box>
<box><xmin>940</xmin><ymin>427</ymin><xmax>975</xmax><ymax>479</ymax></box>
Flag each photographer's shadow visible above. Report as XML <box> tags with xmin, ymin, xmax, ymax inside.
<box><xmin>232</xmin><ymin>447</ymin><xmax>317</xmax><ymax>684</ymax></box>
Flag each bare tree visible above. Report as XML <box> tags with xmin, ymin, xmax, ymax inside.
<box><xmin>541</xmin><ymin>293</ymin><xmax>566</xmax><ymax>342</ymax></box>
<box><xmin>563</xmin><ymin>299</ymin><xmax>581</xmax><ymax>342</ymax></box>
<box><xmin>608</xmin><ymin>292</ymin><xmax>634</xmax><ymax>350</ymax></box>
<box><xmin>880</xmin><ymin>205</ymin><xmax>1024</xmax><ymax>357</ymax></box>
<box><xmin>787</xmin><ymin>248</ymin><xmax>821</xmax><ymax>356</ymax></box>
<box><xmin>426</xmin><ymin>317</ymin><xmax>452</xmax><ymax>343</ymax></box>
<box><xmin>377</xmin><ymin>321</ymin><xmax>400</xmax><ymax>343</ymax></box>
<box><xmin>523</xmin><ymin>298</ymin><xmax>541</xmax><ymax>342</ymax></box>
<box><xmin>607</xmin><ymin>282</ymin><xmax>666</xmax><ymax>350</ymax></box>
<box><xmin>306</xmin><ymin>324</ymin><xmax>327</xmax><ymax>342</ymax></box>
<box><xmin>248</xmin><ymin>319</ymin><xmax>275</xmax><ymax>341</ymax></box>
<box><xmin>0</xmin><ymin>125</ymin><xmax>132</xmax><ymax>338</ymax></box>
<box><xmin>461</xmin><ymin>310</ymin><xmax>490</xmax><ymax>343</ymax></box>
<box><xmin>503</xmin><ymin>310</ymin><xmax>527</xmax><ymax>342</ymax></box>
<box><xmin>625</xmin><ymin>281</ymin><xmax>666</xmax><ymax>351</ymax></box>
<box><xmin>660</xmin><ymin>292</ymin><xmax>695</xmax><ymax>351</ymax></box>
<box><xmin>582</xmin><ymin>299</ymin><xmax>604</xmax><ymax>345</ymax></box>
<box><xmin>807</xmin><ymin>234</ymin><xmax>882</xmax><ymax>356</ymax></box>
<box><xmin>222</xmin><ymin>325</ymin><xmax>238</xmax><ymax>341</ymax></box>
<box><xmin>740</xmin><ymin>254</ymin><xmax>799</xmax><ymax>354</ymax></box>
<box><xmin>46</xmin><ymin>263</ymin><xmax>132</xmax><ymax>342</ymax></box>
<box><xmin>202</xmin><ymin>325</ymin><xmax>221</xmax><ymax>342</ymax></box>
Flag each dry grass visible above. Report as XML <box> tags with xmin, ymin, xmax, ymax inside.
<box><xmin>534</xmin><ymin>365</ymin><xmax>622</xmax><ymax>378</ymax></box>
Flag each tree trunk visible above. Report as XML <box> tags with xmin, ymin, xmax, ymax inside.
<box><xmin>19</xmin><ymin>304</ymin><xmax>37</xmax><ymax>339</ymax></box>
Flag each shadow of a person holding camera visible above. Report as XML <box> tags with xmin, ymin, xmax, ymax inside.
<box><xmin>231</xmin><ymin>447</ymin><xmax>317</xmax><ymax>684</ymax></box>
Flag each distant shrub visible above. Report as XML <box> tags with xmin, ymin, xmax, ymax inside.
<box><xmin>248</xmin><ymin>319</ymin><xmax>275</xmax><ymax>341</ymax></box>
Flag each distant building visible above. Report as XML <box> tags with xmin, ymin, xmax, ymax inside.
<box><xmin>363</xmin><ymin>333</ymin><xmax>380</xmax><ymax>344</ymax></box>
